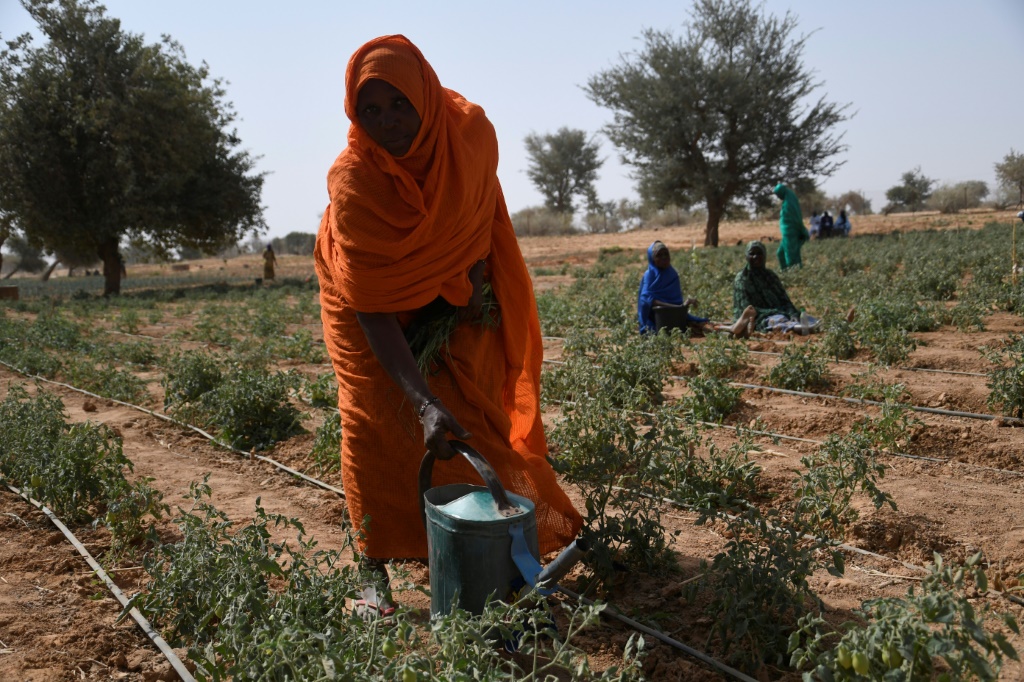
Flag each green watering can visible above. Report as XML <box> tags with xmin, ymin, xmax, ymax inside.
<box><xmin>419</xmin><ymin>441</ymin><xmax>587</xmax><ymax>617</ymax></box>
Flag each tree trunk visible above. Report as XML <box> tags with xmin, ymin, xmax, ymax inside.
<box><xmin>99</xmin><ymin>239</ymin><xmax>122</xmax><ymax>296</ymax></box>
<box><xmin>703</xmin><ymin>201</ymin><xmax>724</xmax><ymax>247</ymax></box>
<box><xmin>3</xmin><ymin>265</ymin><xmax>20</xmax><ymax>280</ymax></box>
<box><xmin>40</xmin><ymin>261</ymin><xmax>59</xmax><ymax>281</ymax></box>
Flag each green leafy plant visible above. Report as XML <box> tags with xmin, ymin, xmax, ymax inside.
<box><xmin>303</xmin><ymin>371</ymin><xmax>338</xmax><ymax>409</ymax></box>
<box><xmin>765</xmin><ymin>343</ymin><xmax>830</xmax><ymax>391</ymax></box>
<box><xmin>0</xmin><ymin>386</ymin><xmax>165</xmax><ymax>548</ymax></box>
<box><xmin>197</xmin><ymin>367</ymin><xmax>304</xmax><ymax>451</ymax></box>
<box><xmin>163</xmin><ymin>351</ymin><xmax>224</xmax><ymax>410</ymax></box>
<box><xmin>310</xmin><ymin>412</ymin><xmax>342</xmax><ymax>476</ymax></box>
<box><xmin>791</xmin><ymin>552</ymin><xmax>1018</xmax><ymax>681</ymax></box>
<box><xmin>819</xmin><ymin>318</ymin><xmax>858</xmax><ymax>361</ymax></box>
<box><xmin>982</xmin><ymin>334</ymin><xmax>1024</xmax><ymax>418</ymax></box>
<box><xmin>682</xmin><ymin>374</ymin><xmax>741</xmax><ymax>423</ymax></box>
<box><xmin>693</xmin><ymin>333</ymin><xmax>748</xmax><ymax>378</ymax></box>
<box><xmin>793</xmin><ymin>430</ymin><xmax>896</xmax><ymax>541</ymax></box>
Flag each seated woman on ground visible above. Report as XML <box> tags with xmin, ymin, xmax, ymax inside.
<box><xmin>638</xmin><ymin>241</ymin><xmax>754</xmax><ymax>337</ymax></box>
<box><xmin>732</xmin><ymin>240</ymin><xmax>821</xmax><ymax>335</ymax></box>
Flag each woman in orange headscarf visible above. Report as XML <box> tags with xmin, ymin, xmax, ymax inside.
<box><xmin>314</xmin><ymin>35</ymin><xmax>582</xmax><ymax>605</ymax></box>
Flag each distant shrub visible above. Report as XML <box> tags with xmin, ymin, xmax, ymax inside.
<box><xmin>509</xmin><ymin>206</ymin><xmax>578</xmax><ymax>236</ymax></box>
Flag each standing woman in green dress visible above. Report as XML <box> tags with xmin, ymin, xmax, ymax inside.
<box><xmin>773</xmin><ymin>183</ymin><xmax>809</xmax><ymax>270</ymax></box>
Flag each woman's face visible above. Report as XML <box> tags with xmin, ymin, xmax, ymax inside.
<box><xmin>747</xmin><ymin>249</ymin><xmax>766</xmax><ymax>269</ymax></box>
<box><xmin>653</xmin><ymin>248</ymin><xmax>670</xmax><ymax>269</ymax></box>
<box><xmin>356</xmin><ymin>78</ymin><xmax>421</xmax><ymax>157</ymax></box>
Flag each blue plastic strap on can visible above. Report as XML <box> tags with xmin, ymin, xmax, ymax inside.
<box><xmin>509</xmin><ymin>522</ymin><xmax>553</xmax><ymax>596</ymax></box>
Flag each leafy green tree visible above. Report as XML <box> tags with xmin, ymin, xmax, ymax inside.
<box><xmin>585</xmin><ymin>0</ymin><xmax>848</xmax><ymax>246</ymax></box>
<box><xmin>0</xmin><ymin>0</ymin><xmax>265</xmax><ymax>295</ymax></box>
<box><xmin>883</xmin><ymin>168</ymin><xmax>934</xmax><ymax>214</ymax></box>
<box><xmin>995</xmin><ymin>149</ymin><xmax>1024</xmax><ymax>208</ymax></box>
<box><xmin>524</xmin><ymin>127</ymin><xmax>602</xmax><ymax>215</ymax></box>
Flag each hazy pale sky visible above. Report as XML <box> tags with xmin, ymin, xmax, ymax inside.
<box><xmin>2</xmin><ymin>0</ymin><xmax>1023</xmax><ymax>239</ymax></box>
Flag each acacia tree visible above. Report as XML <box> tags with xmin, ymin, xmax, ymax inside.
<box><xmin>585</xmin><ymin>0</ymin><xmax>848</xmax><ymax>246</ymax></box>
<box><xmin>883</xmin><ymin>168</ymin><xmax>934</xmax><ymax>214</ymax></box>
<box><xmin>0</xmin><ymin>0</ymin><xmax>265</xmax><ymax>295</ymax></box>
<box><xmin>995</xmin><ymin>149</ymin><xmax>1024</xmax><ymax>208</ymax></box>
<box><xmin>524</xmin><ymin>127</ymin><xmax>603</xmax><ymax>215</ymax></box>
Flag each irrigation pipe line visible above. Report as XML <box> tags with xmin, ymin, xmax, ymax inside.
<box><xmin>745</xmin><ymin>349</ymin><xmax>988</xmax><ymax>378</ymax></box>
<box><xmin>0</xmin><ymin>358</ymin><xmax>345</xmax><ymax>497</ymax></box>
<box><xmin>541</xmin><ymin>335</ymin><xmax>990</xmax><ymax>379</ymax></box>
<box><xmin>0</xmin><ymin>480</ymin><xmax>196</xmax><ymax>682</ymax></box>
<box><xmin>541</xmin><ymin>357</ymin><xmax>1024</xmax><ymax>427</ymax></box>
<box><xmin>555</xmin><ymin>585</ymin><xmax>759</xmax><ymax>682</ymax></box>
<box><xmin>547</xmin><ymin>392</ymin><xmax>1024</xmax><ymax>480</ymax></box>
<box><xmin>722</xmin><ymin>380</ymin><xmax>1024</xmax><ymax>426</ymax></box>
<box><xmin>624</xmin><ymin>485</ymin><xmax>1024</xmax><ymax>612</ymax></box>
<box><xmin>0</xmin><ymin>363</ymin><xmax>774</xmax><ymax>679</ymax></box>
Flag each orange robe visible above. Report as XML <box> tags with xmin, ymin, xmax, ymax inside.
<box><xmin>314</xmin><ymin>35</ymin><xmax>582</xmax><ymax>558</ymax></box>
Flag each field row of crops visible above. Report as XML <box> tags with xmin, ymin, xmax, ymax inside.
<box><xmin>2</xmin><ymin>221</ymin><xmax>1024</xmax><ymax>680</ymax></box>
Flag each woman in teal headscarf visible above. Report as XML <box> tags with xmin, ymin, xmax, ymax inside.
<box><xmin>773</xmin><ymin>183</ymin><xmax>810</xmax><ymax>270</ymax></box>
<box><xmin>733</xmin><ymin>240</ymin><xmax>818</xmax><ymax>333</ymax></box>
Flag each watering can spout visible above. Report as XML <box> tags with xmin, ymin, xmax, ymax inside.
<box><xmin>535</xmin><ymin>537</ymin><xmax>590</xmax><ymax>589</ymax></box>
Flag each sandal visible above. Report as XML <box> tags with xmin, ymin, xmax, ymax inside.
<box><xmin>353</xmin><ymin>585</ymin><xmax>395</xmax><ymax>623</ymax></box>
<box><xmin>352</xmin><ymin>598</ymin><xmax>396</xmax><ymax>622</ymax></box>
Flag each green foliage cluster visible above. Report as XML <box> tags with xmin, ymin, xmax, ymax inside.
<box><xmin>546</xmin><ymin>324</ymin><xmax>688</xmax><ymax>581</ymax></box>
<box><xmin>523</xmin><ymin>127</ymin><xmax>602</xmax><ymax>215</ymax></box>
<box><xmin>133</xmin><ymin>483</ymin><xmax>644</xmax><ymax>682</ymax></box>
<box><xmin>765</xmin><ymin>343</ymin><xmax>830</xmax><ymax>391</ymax></box>
<box><xmin>0</xmin><ymin>0</ymin><xmax>266</xmax><ymax>295</ymax></box>
<box><xmin>884</xmin><ymin>168</ymin><xmax>935</xmax><ymax>214</ymax></box>
<box><xmin>310</xmin><ymin>412</ymin><xmax>342</xmax><ymax>476</ymax></box>
<box><xmin>683</xmin><ymin>374</ymin><xmax>742</xmax><ymax>423</ymax></box>
<box><xmin>163</xmin><ymin>352</ymin><xmax>303</xmax><ymax>451</ymax></box>
<box><xmin>585</xmin><ymin>0</ymin><xmax>848</xmax><ymax>246</ymax></box>
<box><xmin>0</xmin><ymin>386</ymin><xmax>165</xmax><ymax>549</ymax></box>
<box><xmin>982</xmin><ymin>334</ymin><xmax>1024</xmax><ymax>418</ymax></box>
<box><xmin>791</xmin><ymin>552</ymin><xmax>1018</xmax><ymax>681</ymax></box>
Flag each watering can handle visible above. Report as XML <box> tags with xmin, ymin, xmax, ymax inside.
<box><xmin>418</xmin><ymin>440</ymin><xmax>515</xmax><ymax>529</ymax></box>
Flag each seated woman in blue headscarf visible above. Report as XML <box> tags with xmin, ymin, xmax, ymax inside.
<box><xmin>638</xmin><ymin>241</ymin><xmax>754</xmax><ymax>337</ymax></box>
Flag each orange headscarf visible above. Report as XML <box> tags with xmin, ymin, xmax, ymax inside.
<box><xmin>318</xmin><ymin>33</ymin><xmax>548</xmax><ymax>459</ymax></box>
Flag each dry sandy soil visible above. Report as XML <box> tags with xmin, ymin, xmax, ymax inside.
<box><xmin>2</xmin><ymin>209</ymin><xmax>1024</xmax><ymax>681</ymax></box>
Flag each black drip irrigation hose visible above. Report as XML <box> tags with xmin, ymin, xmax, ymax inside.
<box><xmin>547</xmin><ymin>393</ymin><xmax>1024</xmax><ymax>480</ymax></box>
<box><xmin>722</xmin><ymin>380</ymin><xmax>1024</xmax><ymax>426</ymax></box>
<box><xmin>0</xmin><ymin>360</ymin><xmax>755</xmax><ymax>679</ymax></box>
<box><xmin>1</xmin><ymin>480</ymin><xmax>196</xmax><ymax>682</ymax></box>
<box><xmin>541</xmin><ymin>335</ymin><xmax>991</xmax><ymax>380</ymax></box>
<box><xmin>745</xmin><ymin>349</ymin><xmax>989</xmax><ymax>378</ymax></box>
<box><xmin>556</xmin><ymin>585</ymin><xmax>759</xmax><ymax>682</ymax></box>
<box><xmin>542</xmin><ymin>357</ymin><xmax>1024</xmax><ymax>428</ymax></box>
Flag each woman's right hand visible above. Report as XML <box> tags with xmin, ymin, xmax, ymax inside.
<box><xmin>421</xmin><ymin>400</ymin><xmax>472</xmax><ymax>460</ymax></box>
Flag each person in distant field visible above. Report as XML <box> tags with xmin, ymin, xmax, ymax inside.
<box><xmin>835</xmin><ymin>210</ymin><xmax>851</xmax><ymax>237</ymax></box>
<box><xmin>638</xmin><ymin>241</ymin><xmax>756</xmax><ymax>337</ymax></box>
<box><xmin>819</xmin><ymin>210</ymin><xmax>834</xmax><ymax>239</ymax></box>
<box><xmin>263</xmin><ymin>244</ymin><xmax>277</xmax><ymax>280</ymax></box>
<box><xmin>809</xmin><ymin>211</ymin><xmax>821</xmax><ymax>239</ymax></box>
<box><xmin>773</xmin><ymin>183</ymin><xmax>810</xmax><ymax>269</ymax></box>
<box><xmin>733</xmin><ymin>240</ymin><xmax>820</xmax><ymax>334</ymax></box>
